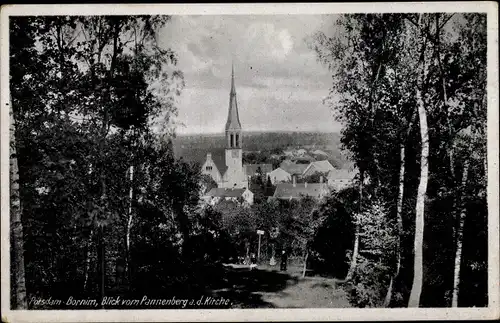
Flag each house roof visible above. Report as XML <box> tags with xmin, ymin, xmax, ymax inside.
<box><xmin>206</xmin><ymin>187</ymin><xmax>247</xmax><ymax>198</ymax></box>
<box><xmin>273</xmin><ymin>183</ymin><xmax>328</xmax><ymax>199</ymax></box>
<box><xmin>327</xmin><ymin>168</ymin><xmax>358</xmax><ymax>180</ymax></box>
<box><xmin>269</xmin><ymin>167</ymin><xmax>290</xmax><ymax>175</ymax></box>
<box><xmin>290</xmin><ymin>156</ymin><xmax>314</xmax><ymax>163</ymax></box>
<box><xmin>305</xmin><ymin>160</ymin><xmax>335</xmax><ymax>174</ymax></box>
<box><xmin>312</xmin><ymin>149</ymin><xmax>328</xmax><ymax>156</ymax></box>
<box><xmin>244</xmin><ymin>163</ymin><xmax>273</xmax><ymax>176</ymax></box>
<box><xmin>280</xmin><ymin>160</ymin><xmax>309</xmax><ymax>175</ymax></box>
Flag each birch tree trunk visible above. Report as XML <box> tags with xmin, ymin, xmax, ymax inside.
<box><xmin>302</xmin><ymin>250</ymin><xmax>309</xmax><ymax>278</ymax></box>
<box><xmin>384</xmin><ymin>143</ymin><xmax>406</xmax><ymax>307</ymax></box>
<box><xmin>346</xmin><ymin>229</ymin><xmax>360</xmax><ymax>281</ymax></box>
<box><xmin>125</xmin><ymin>164</ymin><xmax>134</xmax><ymax>282</ymax></box>
<box><xmin>408</xmin><ymin>85</ymin><xmax>430</xmax><ymax>308</ymax></box>
<box><xmin>9</xmin><ymin>101</ymin><xmax>28</xmax><ymax>309</ymax></box>
<box><xmin>126</xmin><ymin>165</ymin><xmax>134</xmax><ymax>252</ymax></box>
<box><xmin>346</xmin><ymin>170</ymin><xmax>363</xmax><ymax>281</ymax></box>
<box><xmin>451</xmin><ymin>158</ymin><xmax>470</xmax><ymax>307</ymax></box>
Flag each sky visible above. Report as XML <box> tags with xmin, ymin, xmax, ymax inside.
<box><xmin>158</xmin><ymin>15</ymin><xmax>340</xmax><ymax>135</ymax></box>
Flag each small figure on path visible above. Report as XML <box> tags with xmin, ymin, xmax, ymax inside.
<box><xmin>280</xmin><ymin>250</ymin><xmax>288</xmax><ymax>271</ymax></box>
<box><xmin>249</xmin><ymin>252</ymin><xmax>257</xmax><ymax>270</ymax></box>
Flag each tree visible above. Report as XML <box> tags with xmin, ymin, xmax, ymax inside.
<box><xmin>311</xmin><ymin>13</ymin><xmax>487</xmax><ymax>308</ymax></box>
<box><xmin>310</xmin><ymin>188</ymin><xmax>356</xmax><ymax>278</ymax></box>
<box><xmin>406</xmin><ymin>13</ymin><xmax>432</xmax><ymax>308</ymax></box>
<box><xmin>9</xmin><ymin>98</ymin><xmax>27</xmax><ymax>309</ymax></box>
<box><xmin>310</xmin><ymin>14</ymin><xmax>409</xmax><ymax>284</ymax></box>
<box><xmin>444</xmin><ymin>13</ymin><xmax>487</xmax><ymax>307</ymax></box>
<box><xmin>9</xmin><ymin>15</ymin><xmax>191</xmax><ymax>307</ymax></box>
<box><xmin>200</xmin><ymin>174</ymin><xmax>218</xmax><ymax>194</ymax></box>
<box><xmin>348</xmin><ymin>200</ymin><xmax>397</xmax><ymax>308</ymax></box>
<box><xmin>297</xmin><ymin>171</ymin><xmax>329</xmax><ymax>184</ymax></box>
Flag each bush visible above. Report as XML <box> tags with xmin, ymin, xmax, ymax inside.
<box><xmin>348</xmin><ymin>256</ymin><xmax>391</xmax><ymax>307</ymax></box>
<box><xmin>346</xmin><ymin>200</ymin><xmax>396</xmax><ymax>308</ymax></box>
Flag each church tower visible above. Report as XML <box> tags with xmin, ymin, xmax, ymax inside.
<box><xmin>223</xmin><ymin>63</ymin><xmax>246</xmax><ymax>188</ymax></box>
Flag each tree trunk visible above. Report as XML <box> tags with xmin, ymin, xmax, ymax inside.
<box><xmin>97</xmin><ymin>224</ymin><xmax>105</xmax><ymax>308</ymax></box>
<box><xmin>9</xmin><ymin>100</ymin><xmax>28</xmax><ymax>309</ymax></box>
<box><xmin>83</xmin><ymin>229</ymin><xmax>94</xmax><ymax>291</ymax></box>
<box><xmin>384</xmin><ymin>143</ymin><xmax>406</xmax><ymax>307</ymax></box>
<box><xmin>346</xmin><ymin>170</ymin><xmax>363</xmax><ymax>281</ymax></box>
<box><xmin>452</xmin><ymin>158</ymin><xmax>470</xmax><ymax>307</ymax></box>
<box><xmin>302</xmin><ymin>250</ymin><xmax>309</xmax><ymax>278</ymax></box>
<box><xmin>408</xmin><ymin>86</ymin><xmax>430</xmax><ymax>308</ymax></box>
<box><xmin>346</xmin><ymin>228</ymin><xmax>360</xmax><ymax>281</ymax></box>
<box><xmin>125</xmin><ymin>165</ymin><xmax>134</xmax><ymax>281</ymax></box>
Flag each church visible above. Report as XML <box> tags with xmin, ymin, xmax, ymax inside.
<box><xmin>201</xmin><ymin>65</ymin><xmax>248</xmax><ymax>189</ymax></box>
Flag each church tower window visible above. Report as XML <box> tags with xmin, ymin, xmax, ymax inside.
<box><xmin>230</xmin><ymin>134</ymin><xmax>234</xmax><ymax>148</ymax></box>
<box><xmin>235</xmin><ymin>134</ymin><xmax>239</xmax><ymax>148</ymax></box>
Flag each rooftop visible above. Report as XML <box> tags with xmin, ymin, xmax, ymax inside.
<box><xmin>280</xmin><ymin>160</ymin><xmax>309</xmax><ymax>175</ymax></box>
<box><xmin>327</xmin><ymin>168</ymin><xmax>358</xmax><ymax>180</ymax></box>
<box><xmin>306</xmin><ymin>160</ymin><xmax>335</xmax><ymax>173</ymax></box>
<box><xmin>206</xmin><ymin>187</ymin><xmax>247</xmax><ymax>198</ymax></box>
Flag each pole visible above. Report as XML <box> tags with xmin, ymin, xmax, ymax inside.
<box><xmin>257</xmin><ymin>234</ymin><xmax>262</xmax><ymax>261</ymax></box>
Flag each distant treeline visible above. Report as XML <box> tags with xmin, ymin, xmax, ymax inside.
<box><xmin>173</xmin><ymin>131</ymin><xmax>349</xmax><ymax>168</ymax></box>
<box><xmin>174</xmin><ymin>131</ymin><xmax>342</xmax><ymax>152</ymax></box>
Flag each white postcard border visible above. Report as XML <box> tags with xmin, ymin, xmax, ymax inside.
<box><xmin>1</xmin><ymin>2</ymin><xmax>498</xmax><ymax>322</ymax></box>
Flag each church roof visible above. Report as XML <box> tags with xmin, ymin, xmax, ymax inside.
<box><xmin>225</xmin><ymin>64</ymin><xmax>242</xmax><ymax>132</ymax></box>
<box><xmin>209</xmin><ymin>150</ymin><xmax>228</xmax><ymax>177</ymax></box>
<box><xmin>273</xmin><ymin>183</ymin><xmax>328</xmax><ymax>199</ymax></box>
<box><xmin>174</xmin><ymin>147</ymin><xmax>228</xmax><ymax>176</ymax></box>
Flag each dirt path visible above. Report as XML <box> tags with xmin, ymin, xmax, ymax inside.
<box><xmin>209</xmin><ymin>264</ymin><xmax>351</xmax><ymax>308</ymax></box>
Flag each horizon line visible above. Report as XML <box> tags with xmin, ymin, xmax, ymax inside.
<box><xmin>175</xmin><ymin>129</ymin><xmax>341</xmax><ymax>136</ymax></box>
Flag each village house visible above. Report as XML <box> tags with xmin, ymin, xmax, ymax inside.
<box><xmin>280</xmin><ymin>160</ymin><xmax>309</xmax><ymax>177</ymax></box>
<box><xmin>302</xmin><ymin>160</ymin><xmax>335</xmax><ymax>177</ymax></box>
<box><xmin>267</xmin><ymin>167</ymin><xmax>292</xmax><ymax>184</ymax></box>
<box><xmin>290</xmin><ymin>156</ymin><xmax>315</xmax><ymax>164</ymax></box>
<box><xmin>203</xmin><ymin>187</ymin><xmax>254</xmax><ymax>206</ymax></box>
<box><xmin>272</xmin><ymin>176</ymin><xmax>329</xmax><ymax>200</ymax></box>
<box><xmin>327</xmin><ymin>168</ymin><xmax>358</xmax><ymax>191</ymax></box>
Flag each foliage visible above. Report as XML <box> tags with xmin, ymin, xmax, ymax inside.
<box><xmin>348</xmin><ymin>201</ymin><xmax>397</xmax><ymax>308</ymax></box>
<box><xmin>310</xmin><ymin>13</ymin><xmax>487</xmax><ymax>307</ymax></box>
<box><xmin>200</xmin><ymin>174</ymin><xmax>218</xmax><ymax>194</ymax></box>
<box><xmin>297</xmin><ymin>171</ymin><xmax>329</xmax><ymax>184</ymax></box>
<box><xmin>309</xmin><ymin>190</ymin><xmax>356</xmax><ymax>278</ymax></box>
<box><xmin>8</xmin><ymin>15</ymin><xmax>205</xmax><ymax>307</ymax></box>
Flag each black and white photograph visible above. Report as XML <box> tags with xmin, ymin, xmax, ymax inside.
<box><xmin>1</xmin><ymin>2</ymin><xmax>498</xmax><ymax>322</ymax></box>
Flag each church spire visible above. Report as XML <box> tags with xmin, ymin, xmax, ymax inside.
<box><xmin>225</xmin><ymin>62</ymin><xmax>241</xmax><ymax>132</ymax></box>
<box><xmin>230</xmin><ymin>62</ymin><xmax>236</xmax><ymax>94</ymax></box>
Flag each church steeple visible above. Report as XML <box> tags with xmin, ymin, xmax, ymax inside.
<box><xmin>225</xmin><ymin>62</ymin><xmax>242</xmax><ymax>148</ymax></box>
